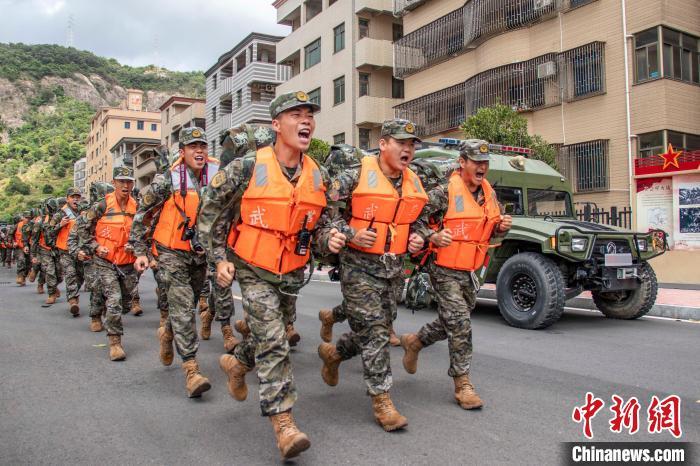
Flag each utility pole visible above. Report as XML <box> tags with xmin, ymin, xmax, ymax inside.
<box><xmin>67</xmin><ymin>14</ymin><xmax>74</xmax><ymax>48</ymax></box>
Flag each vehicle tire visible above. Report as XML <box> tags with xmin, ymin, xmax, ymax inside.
<box><xmin>592</xmin><ymin>262</ymin><xmax>657</xmax><ymax>320</ymax></box>
<box><xmin>496</xmin><ymin>252</ymin><xmax>566</xmax><ymax>329</ymax></box>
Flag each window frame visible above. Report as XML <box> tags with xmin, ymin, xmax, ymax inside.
<box><xmin>334</xmin><ymin>23</ymin><xmax>345</xmax><ymax>54</ymax></box>
<box><xmin>308</xmin><ymin>87</ymin><xmax>321</xmax><ymax>107</ymax></box>
<box><xmin>124</xmin><ymin>121</ymin><xmax>131</xmax><ymax>129</ymax></box>
<box><xmin>333</xmin><ymin>76</ymin><xmax>345</xmax><ymax>105</ymax></box>
<box><xmin>137</xmin><ymin>120</ymin><xmax>144</xmax><ymax>131</ymax></box>
<box><xmin>304</xmin><ymin>38</ymin><xmax>322</xmax><ymax>70</ymax></box>
<box><xmin>359</xmin><ymin>72</ymin><xmax>370</xmax><ymax>97</ymax></box>
<box><xmin>359</xmin><ymin>18</ymin><xmax>370</xmax><ymax>40</ymax></box>
<box><xmin>333</xmin><ymin>133</ymin><xmax>345</xmax><ymax>145</ymax></box>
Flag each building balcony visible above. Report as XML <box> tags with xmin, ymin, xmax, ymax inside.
<box><xmin>221</xmin><ymin>101</ymin><xmax>271</xmax><ymax>130</ymax></box>
<box><xmin>356</xmin><ymin>0</ymin><xmax>393</xmax><ymax>15</ymax></box>
<box><xmin>276</xmin><ymin>0</ymin><xmax>302</xmax><ymax>25</ymax></box>
<box><xmin>393</xmin><ymin>0</ymin><xmax>430</xmax><ymax>16</ymax></box>
<box><xmin>356</xmin><ymin>96</ymin><xmax>402</xmax><ymax>126</ymax></box>
<box><xmin>220</xmin><ymin>62</ymin><xmax>291</xmax><ymax>95</ymax></box>
<box><xmin>356</xmin><ymin>38</ymin><xmax>394</xmax><ymax>70</ymax></box>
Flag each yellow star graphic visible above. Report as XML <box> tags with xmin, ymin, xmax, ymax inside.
<box><xmin>658</xmin><ymin>144</ymin><xmax>681</xmax><ymax>170</ymax></box>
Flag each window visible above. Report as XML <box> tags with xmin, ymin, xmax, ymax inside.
<box><xmin>494</xmin><ymin>187</ymin><xmax>524</xmax><ymax>215</ymax></box>
<box><xmin>308</xmin><ymin>87</ymin><xmax>321</xmax><ymax>107</ymax></box>
<box><xmin>558</xmin><ymin>140</ymin><xmax>609</xmax><ymax>193</ymax></box>
<box><xmin>639</xmin><ymin>130</ymin><xmax>700</xmax><ymax>157</ymax></box>
<box><xmin>165</xmin><ymin>109</ymin><xmax>169</xmax><ymax>123</ymax></box>
<box><xmin>635</xmin><ymin>28</ymin><xmax>660</xmax><ymax>82</ymax></box>
<box><xmin>151</xmin><ymin>123</ymin><xmax>157</xmax><ymax>131</ymax></box>
<box><xmin>662</xmin><ymin>27</ymin><xmax>699</xmax><ymax>83</ymax></box>
<box><xmin>638</xmin><ymin>131</ymin><xmax>663</xmax><ymax>158</ymax></box>
<box><xmin>392</xmin><ymin>23</ymin><xmax>403</xmax><ymax>42</ymax></box>
<box><xmin>333</xmin><ymin>133</ymin><xmax>345</xmax><ymax>145</ymax></box>
<box><xmin>572</xmin><ymin>47</ymin><xmax>603</xmax><ymax>97</ymax></box>
<box><xmin>236</xmin><ymin>89</ymin><xmax>242</xmax><ymax>108</ymax></box>
<box><xmin>212</xmin><ymin>106</ymin><xmax>217</xmax><ymax>123</ymax></box>
<box><xmin>334</xmin><ymin>23</ymin><xmax>345</xmax><ymax>53</ymax></box>
<box><xmin>305</xmin><ymin>38</ymin><xmax>321</xmax><ymax>69</ymax></box>
<box><xmin>329</xmin><ymin>0</ymin><xmax>337</xmax><ymax>5</ymax></box>
<box><xmin>333</xmin><ymin>76</ymin><xmax>345</xmax><ymax>105</ymax></box>
<box><xmin>137</xmin><ymin>120</ymin><xmax>144</xmax><ymax>130</ymax></box>
<box><xmin>212</xmin><ymin>73</ymin><xmax>218</xmax><ymax>90</ymax></box>
<box><xmin>359</xmin><ymin>128</ymin><xmax>371</xmax><ymax>150</ymax></box>
<box><xmin>359</xmin><ymin>18</ymin><xmax>369</xmax><ymax>39</ymax></box>
<box><xmin>124</xmin><ymin>121</ymin><xmax>131</xmax><ymax>129</ymax></box>
<box><xmin>392</xmin><ymin>77</ymin><xmax>404</xmax><ymax>99</ymax></box>
<box><xmin>527</xmin><ymin>189</ymin><xmax>573</xmax><ymax>217</ymax></box>
<box><xmin>359</xmin><ymin>72</ymin><xmax>370</xmax><ymax>97</ymax></box>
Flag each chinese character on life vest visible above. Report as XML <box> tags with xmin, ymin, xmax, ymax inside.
<box><xmin>249</xmin><ymin>206</ymin><xmax>268</xmax><ymax>228</ymax></box>
<box><xmin>609</xmin><ymin>395</ymin><xmax>640</xmax><ymax>435</ymax></box>
<box><xmin>363</xmin><ymin>203</ymin><xmax>379</xmax><ymax>220</ymax></box>
<box><xmin>572</xmin><ymin>392</ymin><xmax>605</xmax><ymax>439</ymax></box>
<box><xmin>99</xmin><ymin>227</ymin><xmax>113</xmax><ymax>240</ymax></box>
<box><xmin>647</xmin><ymin>395</ymin><xmax>682</xmax><ymax>438</ymax></box>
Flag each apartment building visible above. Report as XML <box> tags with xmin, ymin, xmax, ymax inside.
<box><xmin>73</xmin><ymin>157</ymin><xmax>86</xmax><ymax>193</ymax></box>
<box><xmin>393</xmin><ymin>0</ymin><xmax>699</xmax><ymax>208</ymax></box>
<box><xmin>110</xmin><ymin>136</ymin><xmax>161</xmax><ymax>190</ymax></box>
<box><xmin>274</xmin><ymin>0</ymin><xmax>405</xmax><ymax>149</ymax></box>
<box><xmin>160</xmin><ymin>96</ymin><xmax>206</xmax><ymax>155</ymax></box>
<box><xmin>85</xmin><ymin>89</ymin><xmax>161</xmax><ymax>186</ymax></box>
<box><xmin>205</xmin><ymin>33</ymin><xmax>291</xmax><ymax>157</ymax></box>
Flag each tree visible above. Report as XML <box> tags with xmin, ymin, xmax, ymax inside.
<box><xmin>42</xmin><ymin>184</ymin><xmax>54</xmax><ymax>194</ymax></box>
<box><xmin>307</xmin><ymin>138</ymin><xmax>331</xmax><ymax>165</ymax></box>
<box><xmin>6</xmin><ymin>176</ymin><xmax>31</xmax><ymax>195</ymax></box>
<box><xmin>460</xmin><ymin>103</ymin><xmax>558</xmax><ymax>168</ymax></box>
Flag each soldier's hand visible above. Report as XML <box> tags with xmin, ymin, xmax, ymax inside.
<box><xmin>134</xmin><ymin>255</ymin><xmax>149</xmax><ymax>273</ymax></box>
<box><xmin>59</xmin><ymin>217</ymin><xmax>70</xmax><ymax>227</ymax></box>
<box><xmin>407</xmin><ymin>233</ymin><xmax>425</xmax><ymax>254</ymax></box>
<box><xmin>430</xmin><ymin>228</ymin><xmax>453</xmax><ymax>248</ymax></box>
<box><xmin>77</xmin><ymin>250</ymin><xmax>89</xmax><ymax>261</ymax></box>
<box><xmin>24</xmin><ymin>247</ymin><xmax>29</xmax><ymax>254</ymax></box>
<box><xmin>350</xmin><ymin>228</ymin><xmax>377</xmax><ymax>249</ymax></box>
<box><xmin>149</xmin><ymin>259</ymin><xmax>158</xmax><ymax>270</ymax></box>
<box><xmin>31</xmin><ymin>257</ymin><xmax>38</xmax><ymax>265</ymax></box>
<box><xmin>498</xmin><ymin>215</ymin><xmax>513</xmax><ymax>232</ymax></box>
<box><xmin>216</xmin><ymin>261</ymin><xmax>235</xmax><ymax>288</ymax></box>
<box><xmin>96</xmin><ymin>245</ymin><xmax>110</xmax><ymax>258</ymax></box>
<box><xmin>327</xmin><ymin>228</ymin><xmax>346</xmax><ymax>253</ymax></box>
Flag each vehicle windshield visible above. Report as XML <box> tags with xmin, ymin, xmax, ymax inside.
<box><xmin>527</xmin><ymin>189</ymin><xmax>573</xmax><ymax>217</ymax></box>
<box><xmin>495</xmin><ymin>187</ymin><xmax>524</xmax><ymax>215</ymax></box>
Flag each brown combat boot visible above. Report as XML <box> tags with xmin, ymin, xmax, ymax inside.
<box><xmin>400</xmin><ymin>333</ymin><xmax>423</xmax><ymax>374</ymax></box>
<box><xmin>389</xmin><ymin>326</ymin><xmax>401</xmax><ymax>347</ymax></box>
<box><xmin>28</xmin><ymin>268</ymin><xmax>37</xmax><ymax>283</ymax></box>
<box><xmin>36</xmin><ymin>283</ymin><xmax>44</xmax><ymax>294</ymax></box>
<box><xmin>221</xmin><ymin>324</ymin><xmax>240</xmax><ymax>353</ymax></box>
<box><xmin>159</xmin><ymin>309</ymin><xmax>168</xmax><ymax>327</ymax></box>
<box><xmin>90</xmin><ymin>317</ymin><xmax>104</xmax><ymax>332</ymax></box>
<box><xmin>219</xmin><ymin>354</ymin><xmax>250</xmax><ymax>401</ymax></box>
<box><xmin>158</xmin><ymin>326</ymin><xmax>174</xmax><ymax>366</ymax></box>
<box><xmin>286</xmin><ymin>323</ymin><xmax>300</xmax><ymax>347</ymax></box>
<box><xmin>17</xmin><ymin>275</ymin><xmax>26</xmax><ymax>287</ymax></box>
<box><xmin>44</xmin><ymin>293</ymin><xmax>57</xmax><ymax>306</ymax></box>
<box><xmin>317</xmin><ymin>343</ymin><xmax>342</xmax><ymax>386</ymax></box>
<box><xmin>108</xmin><ymin>335</ymin><xmax>126</xmax><ymax>361</ymax></box>
<box><xmin>234</xmin><ymin>319</ymin><xmax>250</xmax><ymax>338</ymax></box>
<box><xmin>371</xmin><ymin>392</ymin><xmax>408</xmax><ymax>432</ymax></box>
<box><xmin>55</xmin><ymin>289</ymin><xmax>60</xmax><ymax>298</ymax></box>
<box><xmin>269</xmin><ymin>411</ymin><xmax>311</xmax><ymax>459</ymax></box>
<box><xmin>453</xmin><ymin>375</ymin><xmax>484</xmax><ymax>410</ymax></box>
<box><xmin>318</xmin><ymin>309</ymin><xmax>335</xmax><ymax>343</ymax></box>
<box><xmin>200</xmin><ymin>310</ymin><xmax>213</xmax><ymax>340</ymax></box>
<box><xmin>68</xmin><ymin>298</ymin><xmax>80</xmax><ymax>317</ymax></box>
<box><xmin>130</xmin><ymin>299</ymin><xmax>143</xmax><ymax>316</ymax></box>
<box><xmin>198</xmin><ymin>295</ymin><xmax>208</xmax><ymax>313</ymax></box>
<box><xmin>182</xmin><ymin>359</ymin><xmax>211</xmax><ymax>398</ymax></box>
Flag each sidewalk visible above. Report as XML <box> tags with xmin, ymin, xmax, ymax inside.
<box><xmin>311</xmin><ymin>269</ymin><xmax>700</xmax><ymax>320</ymax></box>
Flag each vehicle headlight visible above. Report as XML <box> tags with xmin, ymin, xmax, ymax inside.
<box><xmin>571</xmin><ymin>237</ymin><xmax>588</xmax><ymax>252</ymax></box>
<box><xmin>636</xmin><ymin>238</ymin><xmax>648</xmax><ymax>252</ymax></box>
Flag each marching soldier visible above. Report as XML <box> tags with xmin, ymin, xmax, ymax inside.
<box><xmin>32</xmin><ymin>199</ymin><xmax>63</xmax><ymax>306</ymax></box>
<box><xmin>401</xmin><ymin>139</ymin><xmax>512</xmax><ymax>409</ymax></box>
<box><xmin>315</xmin><ymin>119</ymin><xmax>427</xmax><ymax>432</ymax></box>
<box><xmin>130</xmin><ymin>127</ymin><xmax>217</xmax><ymax>398</ymax></box>
<box><xmin>77</xmin><ymin>167</ymin><xmax>138</xmax><ymax>361</ymax></box>
<box><xmin>27</xmin><ymin>206</ymin><xmax>46</xmax><ymax>292</ymax></box>
<box><xmin>198</xmin><ymin>92</ymin><xmax>344</xmax><ymax>458</ymax></box>
<box><xmin>13</xmin><ymin>212</ymin><xmax>31</xmax><ymax>285</ymax></box>
<box><xmin>52</xmin><ymin>188</ymin><xmax>85</xmax><ymax>316</ymax></box>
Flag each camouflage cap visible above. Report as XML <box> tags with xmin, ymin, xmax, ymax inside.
<box><xmin>90</xmin><ymin>181</ymin><xmax>116</xmax><ymax>204</ymax></box>
<box><xmin>220</xmin><ymin>124</ymin><xmax>275</xmax><ymax>168</ymax></box>
<box><xmin>380</xmin><ymin>118</ymin><xmax>421</xmax><ymax>142</ymax></box>
<box><xmin>458</xmin><ymin>139</ymin><xmax>491</xmax><ymax>162</ymax></box>
<box><xmin>23</xmin><ymin>211</ymin><xmax>31</xmax><ymax>218</ymax></box>
<box><xmin>270</xmin><ymin>91</ymin><xmax>320</xmax><ymax>119</ymax></box>
<box><xmin>180</xmin><ymin>127</ymin><xmax>207</xmax><ymax>146</ymax></box>
<box><xmin>325</xmin><ymin>144</ymin><xmax>363</xmax><ymax>178</ymax></box>
<box><xmin>66</xmin><ymin>187</ymin><xmax>82</xmax><ymax>197</ymax></box>
<box><xmin>113</xmin><ymin>165</ymin><xmax>135</xmax><ymax>181</ymax></box>
<box><xmin>78</xmin><ymin>200</ymin><xmax>90</xmax><ymax>212</ymax></box>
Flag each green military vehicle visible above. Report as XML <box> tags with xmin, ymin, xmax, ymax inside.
<box><xmin>413</xmin><ymin>138</ymin><xmax>667</xmax><ymax>329</ymax></box>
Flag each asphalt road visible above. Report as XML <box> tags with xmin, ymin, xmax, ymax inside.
<box><xmin>0</xmin><ymin>266</ymin><xmax>698</xmax><ymax>465</ymax></box>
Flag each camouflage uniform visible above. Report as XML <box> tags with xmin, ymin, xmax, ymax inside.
<box><xmin>411</xmin><ymin>139</ymin><xmax>505</xmax><ymax>377</ymax></box>
<box><xmin>198</xmin><ymin>92</ymin><xmax>331</xmax><ymax>416</ymax></box>
<box><xmin>32</xmin><ymin>201</ymin><xmax>63</xmax><ymax>298</ymax></box>
<box><xmin>315</xmin><ymin>119</ymin><xmax>426</xmax><ymax>397</ymax></box>
<box><xmin>51</xmin><ymin>188</ymin><xmax>85</xmax><ymax>302</ymax></box>
<box><xmin>14</xmin><ymin>212</ymin><xmax>31</xmax><ymax>279</ymax></box>
<box><xmin>76</xmin><ymin>176</ymin><xmax>138</xmax><ymax>336</ymax></box>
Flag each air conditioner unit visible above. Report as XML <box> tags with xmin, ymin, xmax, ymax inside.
<box><xmin>534</xmin><ymin>0</ymin><xmax>554</xmax><ymax>10</ymax></box>
<box><xmin>537</xmin><ymin>61</ymin><xmax>557</xmax><ymax>78</ymax></box>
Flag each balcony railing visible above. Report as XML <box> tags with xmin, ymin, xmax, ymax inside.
<box><xmin>394</xmin><ymin>0</ymin><xmax>597</xmax><ymax>78</ymax></box>
<box><xmin>393</xmin><ymin>0</ymin><xmax>430</xmax><ymax>16</ymax></box>
<box><xmin>394</xmin><ymin>42</ymin><xmax>604</xmax><ymax>137</ymax></box>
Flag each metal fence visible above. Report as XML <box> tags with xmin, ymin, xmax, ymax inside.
<box><xmin>394</xmin><ymin>0</ymin><xmax>598</xmax><ymax>77</ymax></box>
<box><xmin>576</xmin><ymin>205</ymin><xmax>633</xmax><ymax>229</ymax></box>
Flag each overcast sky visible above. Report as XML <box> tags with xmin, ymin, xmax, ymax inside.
<box><xmin>0</xmin><ymin>0</ymin><xmax>290</xmax><ymax>72</ymax></box>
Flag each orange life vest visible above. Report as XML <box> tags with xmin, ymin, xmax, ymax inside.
<box><xmin>434</xmin><ymin>173</ymin><xmax>501</xmax><ymax>271</ymax></box>
<box><xmin>348</xmin><ymin>156</ymin><xmax>428</xmax><ymax>255</ymax></box>
<box><xmin>38</xmin><ymin>215</ymin><xmax>51</xmax><ymax>251</ymax></box>
<box><xmin>153</xmin><ymin>157</ymin><xmax>220</xmax><ymax>252</ymax></box>
<box><xmin>95</xmin><ymin>192</ymin><xmax>137</xmax><ymax>265</ymax></box>
<box><xmin>233</xmin><ymin>146</ymin><xmax>327</xmax><ymax>274</ymax></box>
<box><xmin>56</xmin><ymin>206</ymin><xmax>78</xmax><ymax>251</ymax></box>
<box><xmin>226</xmin><ymin>222</ymin><xmax>239</xmax><ymax>250</ymax></box>
<box><xmin>14</xmin><ymin>219</ymin><xmax>27</xmax><ymax>249</ymax></box>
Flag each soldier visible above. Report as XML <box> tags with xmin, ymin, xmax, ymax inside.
<box><xmin>201</xmin><ymin>124</ymin><xmax>274</xmax><ymax>353</ymax></box>
<box><xmin>12</xmin><ymin>212</ymin><xmax>31</xmax><ymax>285</ymax></box>
<box><xmin>400</xmin><ymin>139</ymin><xmax>512</xmax><ymax>410</ymax></box>
<box><xmin>27</xmin><ymin>207</ymin><xmax>46</xmax><ymax>291</ymax></box>
<box><xmin>0</xmin><ymin>226</ymin><xmax>8</xmax><ymax>267</ymax></box>
<box><xmin>198</xmin><ymin>92</ymin><xmax>345</xmax><ymax>459</ymax></box>
<box><xmin>130</xmin><ymin>127</ymin><xmax>217</xmax><ymax>398</ymax></box>
<box><xmin>77</xmin><ymin>167</ymin><xmax>138</xmax><ymax>361</ymax></box>
<box><xmin>315</xmin><ymin>119</ymin><xmax>427</xmax><ymax>432</ymax></box>
<box><xmin>50</xmin><ymin>188</ymin><xmax>85</xmax><ymax>316</ymax></box>
<box><xmin>32</xmin><ymin>199</ymin><xmax>63</xmax><ymax>306</ymax></box>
